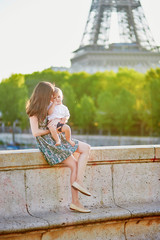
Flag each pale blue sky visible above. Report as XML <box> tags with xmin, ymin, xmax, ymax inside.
<box><xmin>0</xmin><ymin>0</ymin><xmax>160</xmax><ymax>81</ymax></box>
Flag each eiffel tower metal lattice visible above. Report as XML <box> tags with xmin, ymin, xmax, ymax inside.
<box><xmin>70</xmin><ymin>0</ymin><xmax>160</xmax><ymax>73</ymax></box>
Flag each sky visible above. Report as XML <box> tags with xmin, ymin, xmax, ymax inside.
<box><xmin>0</xmin><ymin>0</ymin><xmax>160</xmax><ymax>81</ymax></box>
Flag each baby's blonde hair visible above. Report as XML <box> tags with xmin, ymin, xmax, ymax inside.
<box><xmin>54</xmin><ymin>87</ymin><xmax>63</xmax><ymax>98</ymax></box>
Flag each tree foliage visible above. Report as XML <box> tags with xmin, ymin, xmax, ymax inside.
<box><xmin>0</xmin><ymin>74</ymin><xmax>28</xmax><ymax>142</ymax></box>
<box><xmin>77</xmin><ymin>95</ymin><xmax>96</xmax><ymax>133</ymax></box>
<box><xmin>0</xmin><ymin>67</ymin><xmax>160</xmax><ymax>136</ymax></box>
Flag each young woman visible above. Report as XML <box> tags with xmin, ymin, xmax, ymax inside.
<box><xmin>26</xmin><ymin>81</ymin><xmax>91</xmax><ymax>213</ymax></box>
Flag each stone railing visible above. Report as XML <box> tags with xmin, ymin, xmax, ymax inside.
<box><xmin>0</xmin><ymin>145</ymin><xmax>160</xmax><ymax>240</ymax></box>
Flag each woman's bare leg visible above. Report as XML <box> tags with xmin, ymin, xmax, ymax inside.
<box><xmin>75</xmin><ymin>141</ymin><xmax>91</xmax><ymax>186</ymax></box>
<box><xmin>62</xmin><ymin>155</ymin><xmax>84</xmax><ymax>207</ymax></box>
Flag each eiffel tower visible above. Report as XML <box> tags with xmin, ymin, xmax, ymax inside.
<box><xmin>70</xmin><ymin>0</ymin><xmax>160</xmax><ymax>73</ymax></box>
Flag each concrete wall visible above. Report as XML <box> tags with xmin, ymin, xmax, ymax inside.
<box><xmin>0</xmin><ymin>145</ymin><xmax>160</xmax><ymax>239</ymax></box>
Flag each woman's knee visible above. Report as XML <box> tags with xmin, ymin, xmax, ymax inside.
<box><xmin>83</xmin><ymin>141</ymin><xmax>90</xmax><ymax>150</ymax></box>
<box><xmin>63</xmin><ymin>156</ymin><xmax>77</xmax><ymax>171</ymax></box>
<box><xmin>77</xmin><ymin>141</ymin><xmax>91</xmax><ymax>154</ymax></box>
<box><xmin>87</xmin><ymin>144</ymin><xmax>91</xmax><ymax>151</ymax></box>
<box><xmin>85</xmin><ymin>143</ymin><xmax>91</xmax><ymax>155</ymax></box>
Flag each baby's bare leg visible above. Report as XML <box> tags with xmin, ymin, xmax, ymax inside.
<box><xmin>62</xmin><ymin>124</ymin><xmax>75</xmax><ymax>147</ymax></box>
<box><xmin>48</xmin><ymin>125</ymin><xmax>61</xmax><ymax>146</ymax></box>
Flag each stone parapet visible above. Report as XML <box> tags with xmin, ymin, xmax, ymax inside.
<box><xmin>0</xmin><ymin>145</ymin><xmax>160</xmax><ymax>239</ymax></box>
<box><xmin>0</xmin><ymin>145</ymin><xmax>159</xmax><ymax>170</ymax></box>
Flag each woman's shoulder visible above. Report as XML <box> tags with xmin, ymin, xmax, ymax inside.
<box><xmin>30</xmin><ymin>115</ymin><xmax>47</xmax><ymax>126</ymax></box>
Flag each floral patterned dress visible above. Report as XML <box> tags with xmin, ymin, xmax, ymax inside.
<box><xmin>36</xmin><ymin>118</ymin><xmax>79</xmax><ymax>166</ymax></box>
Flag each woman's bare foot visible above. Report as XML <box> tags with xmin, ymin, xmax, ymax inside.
<box><xmin>68</xmin><ymin>140</ymin><xmax>75</xmax><ymax>147</ymax></box>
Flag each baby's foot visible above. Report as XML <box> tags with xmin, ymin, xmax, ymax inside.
<box><xmin>68</xmin><ymin>140</ymin><xmax>75</xmax><ymax>147</ymax></box>
<box><xmin>55</xmin><ymin>141</ymin><xmax>61</xmax><ymax>146</ymax></box>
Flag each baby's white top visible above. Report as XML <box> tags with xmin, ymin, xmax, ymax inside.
<box><xmin>48</xmin><ymin>104</ymin><xmax>70</xmax><ymax>121</ymax></box>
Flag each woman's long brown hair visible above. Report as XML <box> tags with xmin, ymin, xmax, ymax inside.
<box><xmin>26</xmin><ymin>81</ymin><xmax>55</xmax><ymax>122</ymax></box>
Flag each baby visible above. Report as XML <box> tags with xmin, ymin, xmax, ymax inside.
<box><xmin>47</xmin><ymin>87</ymin><xmax>75</xmax><ymax>147</ymax></box>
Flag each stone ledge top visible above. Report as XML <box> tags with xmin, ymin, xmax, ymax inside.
<box><xmin>0</xmin><ymin>202</ymin><xmax>160</xmax><ymax>234</ymax></box>
<box><xmin>0</xmin><ymin>145</ymin><xmax>160</xmax><ymax>170</ymax></box>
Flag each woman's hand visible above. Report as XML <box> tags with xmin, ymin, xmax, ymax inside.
<box><xmin>30</xmin><ymin>116</ymin><xmax>50</xmax><ymax>137</ymax></box>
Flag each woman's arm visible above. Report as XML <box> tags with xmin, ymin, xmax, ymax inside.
<box><xmin>29</xmin><ymin>116</ymin><xmax>50</xmax><ymax>137</ymax></box>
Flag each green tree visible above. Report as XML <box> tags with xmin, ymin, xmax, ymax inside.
<box><xmin>96</xmin><ymin>80</ymin><xmax>135</xmax><ymax>135</ymax></box>
<box><xmin>68</xmin><ymin>72</ymin><xmax>90</xmax><ymax>100</ymax></box>
<box><xmin>88</xmin><ymin>71</ymin><xmax>116</xmax><ymax>103</ymax></box>
<box><xmin>61</xmin><ymin>83</ymin><xmax>77</xmax><ymax>124</ymax></box>
<box><xmin>75</xmin><ymin>95</ymin><xmax>96</xmax><ymax>133</ymax></box>
<box><xmin>74</xmin><ymin>103</ymin><xmax>83</xmax><ymax>133</ymax></box>
<box><xmin>144</xmin><ymin>68</ymin><xmax>160</xmax><ymax>135</ymax></box>
<box><xmin>0</xmin><ymin>74</ymin><xmax>28</xmax><ymax>143</ymax></box>
<box><xmin>96</xmin><ymin>90</ymin><xmax>116</xmax><ymax>134</ymax></box>
<box><xmin>114</xmin><ymin>88</ymin><xmax>135</xmax><ymax>134</ymax></box>
<box><xmin>25</xmin><ymin>68</ymin><xmax>70</xmax><ymax>97</ymax></box>
<box><xmin>116</xmin><ymin>68</ymin><xmax>146</xmax><ymax>135</ymax></box>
